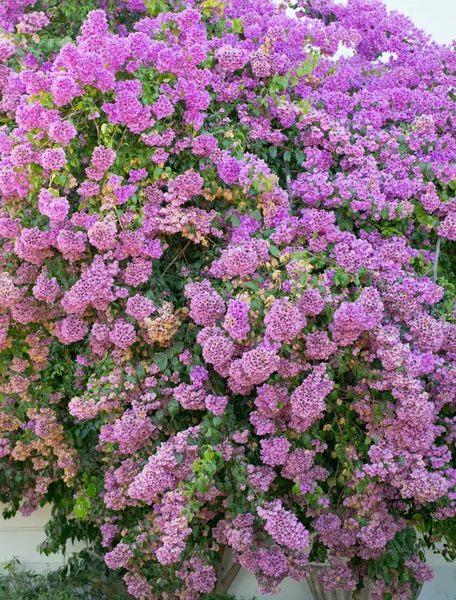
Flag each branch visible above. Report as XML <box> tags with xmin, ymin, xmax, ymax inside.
<box><xmin>162</xmin><ymin>240</ymin><xmax>191</xmax><ymax>275</ymax></box>
<box><xmin>89</xmin><ymin>110</ymin><xmax>101</xmax><ymax>141</ymax></box>
<box><xmin>284</xmin><ymin>159</ymin><xmax>293</xmax><ymax>201</ymax></box>
<box><xmin>215</xmin><ymin>544</ymin><xmax>226</xmax><ymax>589</ymax></box>
<box><xmin>115</xmin><ymin>126</ymin><xmax>128</xmax><ymax>152</ymax></box>
<box><xmin>216</xmin><ymin>562</ymin><xmax>241</xmax><ymax>594</ymax></box>
<box><xmin>433</xmin><ymin>236</ymin><xmax>442</xmax><ymax>284</ymax></box>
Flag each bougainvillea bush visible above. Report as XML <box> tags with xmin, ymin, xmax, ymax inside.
<box><xmin>2</xmin><ymin>0</ymin><xmax>456</xmax><ymax>597</ymax></box>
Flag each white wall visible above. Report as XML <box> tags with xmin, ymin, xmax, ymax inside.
<box><xmin>0</xmin><ymin>504</ymin><xmax>85</xmax><ymax>573</ymax></box>
<box><xmin>382</xmin><ymin>0</ymin><xmax>456</xmax><ymax>45</ymax></box>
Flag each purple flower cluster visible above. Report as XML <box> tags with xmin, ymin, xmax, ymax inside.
<box><xmin>1</xmin><ymin>0</ymin><xmax>456</xmax><ymax>597</ymax></box>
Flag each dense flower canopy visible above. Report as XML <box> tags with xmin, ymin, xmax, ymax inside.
<box><xmin>1</xmin><ymin>0</ymin><xmax>456</xmax><ymax>598</ymax></box>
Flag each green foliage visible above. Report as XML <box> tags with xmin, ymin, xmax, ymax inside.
<box><xmin>0</xmin><ymin>553</ymin><xmax>131</xmax><ymax>600</ymax></box>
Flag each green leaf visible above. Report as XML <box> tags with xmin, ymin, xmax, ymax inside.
<box><xmin>73</xmin><ymin>499</ymin><xmax>88</xmax><ymax>519</ymax></box>
<box><xmin>295</xmin><ymin>151</ymin><xmax>305</xmax><ymax>165</ymax></box>
<box><xmin>292</xmin><ymin>482</ymin><xmax>302</xmax><ymax>496</ymax></box>
<box><xmin>356</xmin><ymin>480</ymin><xmax>367</xmax><ymax>494</ymax></box>
<box><xmin>269</xmin><ymin>245</ymin><xmax>281</xmax><ymax>258</ymax></box>
<box><xmin>334</xmin><ymin>271</ymin><xmax>350</xmax><ymax>287</ymax></box>
<box><xmin>154</xmin><ymin>409</ymin><xmax>165</xmax><ymax>423</ymax></box>
<box><xmin>153</xmin><ymin>353</ymin><xmax>168</xmax><ymax>370</ymax></box>
<box><xmin>135</xmin><ymin>365</ymin><xmax>146</xmax><ymax>378</ymax></box>
<box><xmin>86</xmin><ymin>484</ymin><xmax>96</xmax><ymax>498</ymax></box>
<box><xmin>172</xmin><ymin>341</ymin><xmax>184</xmax><ymax>355</ymax></box>
<box><xmin>380</xmin><ymin>205</ymin><xmax>390</xmax><ymax>220</ymax></box>
<box><xmin>231</xmin><ymin>17</ymin><xmax>244</xmax><ymax>34</ymax></box>
<box><xmin>167</xmin><ymin>399</ymin><xmax>180</xmax><ymax>416</ymax></box>
<box><xmin>268</xmin><ymin>146</ymin><xmax>278</xmax><ymax>159</ymax></box>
